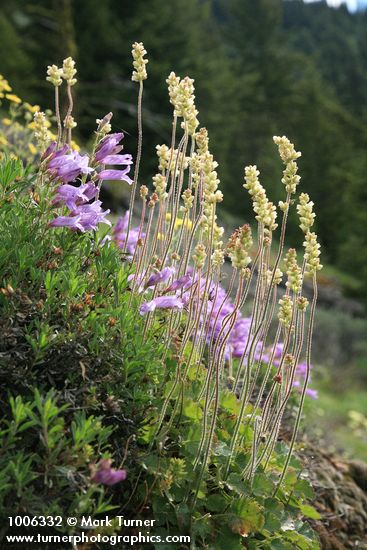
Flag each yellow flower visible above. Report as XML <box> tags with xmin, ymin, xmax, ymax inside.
<box><xmin>165</xmin><ymin>212</ymin><xmax>192</xmax><ymax>230</ymax></box>
<box><xmin>0</xmin><ymin>135</ymin><xmax>8</xmax><ymax>146</ymax></box>
<box><xmin>2</xmin><ymin>118</ymin><xmax>11</xmax><ymax>126</ymax></box>
<box><xmin>5</xmin><ymin>94</ymin><xmax>22</xmax><ymax>104</ymax></box>
<box><xmin>174</xmin><ymin>217</ymin><xmax>192</xmax><ymax>231</ymax></box>
<box><xmin>23</xmin><ymin>102</ymin><xmax>40</xmax><ymax>114</ymax></box>
<box><xmin>0</xmin><ymin>75</ymin><xmax>12</xmax><ymax>93</ymax></box>
<box><xmin>28</xmin><ymin>118</ymin><xmax>51</xmax><ymax>131</ymax></box>
<box><xmin>28</xmin><ymin>143</ymin><xmax>37</xmax><ymax>155</ymax></box>
<box><xmin>71</xmin><ymin>140</ymin><xmax>80</xmax><ymax>152</ymax></box>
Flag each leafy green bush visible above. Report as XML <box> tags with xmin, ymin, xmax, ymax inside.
<box><xmin>0</xmin><ymin>390</ymin><xmax>115</xmax><ymax>521</ymax></box>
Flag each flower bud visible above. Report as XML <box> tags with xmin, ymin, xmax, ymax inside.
<box><xmin>303</xmin><ymin>232</ymin><xmax>322</xmax><ymax>275</ymax></box>
<box><xmin>46</xmin><ymin>65</ymin><xmax>63</xmax><ymax>87</ymax></box>
<box><xmin>193</xmin><ymin>243</ymin><xmax>207</xmax><ymax>269</ymax></box>
<box><xmin>296</xmin><ymin>296</ymin><xmax>309</xmax><ymax>311</ymax></box>
<box><xmin>278</xmin><ymin>295</ymin><xmax>293</xmax><ymax>327</ymax></box>
<box><xmin>132</xmin><ymin>42</ymin><xmax>148</xmax><ymax>82</ymax></box>
<box><xmin>62</xmin><ymin>57</ymin><xmax>77</xmax><ymax>86</ymax></box>
<box><xmin>297</xmin><ymin>193</ymin><xmax>315</xmax><ymax>234</ymax></box>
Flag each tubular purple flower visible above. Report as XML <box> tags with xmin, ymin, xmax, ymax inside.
<box><xmin>41</xmin><ymin>140</ymin><xmax>58</xmax><ymax>161</ymax></box>
<box><xmin>305</xmin><ymin>388</ymin><xmax>318</xmax><ymax>399</ymax></box>
<box><xmin>91</xmin><ymin>459</ymin><xmax>127</xmax><ymax>486</ymax></box>
<box><xmin>52</xmin><ymin>183</ymin><xmax>98</xmax><ymax>210</ymax></box>
<box><xmin>48</xmin><ymin>150</ymin><xmax>93</xmax><ymax>183</ymax></box>
<box><xmin>292</xmin><ymin>380</ymin><xmax>318</xmax><ymax>399</ymax></box>
<box><xmin>95</xmin><ymin>132</ymin><xmax>125</xmax><ymax>162</ymax></box>
<box><xmin>146</xmin><ymin>267</ymin><xmax>175</xmax><ymax>288</ymax></box>
<box><xmin>83</xmin><ymin>182</ymin><xmax>99</xmax><ymax>200</ymax></box>
<box><xmin>49</xmin><ymin>215</ymin><xmax>83</xmax><ymax>231</ymax></box>
<box><xmin>71</xmin><ymin>201</ymin><xmax>111</xmax><ymax>232</ymax></box>
<box><xmin>102</xmin><ymin>154</ymin><xmax>133</xmax><ymax>166</ymax></box>
<box><xmin>139</xmin><ymin>296</ymin><xmax>185</xmax><ymax>315</ymax></box>
<box><xmin>113</xmin><ymin>211</ymin><xmax>144</xmax><ymax>255</ymax></box>
<box><xmin>43</xmin><ymin>143</ymin><xmax>69</xmax><ymax>163</ymax></box>
<box><xmin>165</xmin><ymin>273</ymin><xmax>193</xmax><ymax>293</ymax></box>
<box><xmin>98</xmin><ymin>168</ymin><xmax>133</xmax><ymax>185</ymax></box>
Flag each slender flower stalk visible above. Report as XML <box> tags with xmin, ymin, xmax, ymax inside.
<box><xmin>46</xmin><ymin>65</ymin><xmax>63</xmax><ymax>145</ymax></box>
<box><xmin>125</xmin><ymin>43</ymin><xmax>148</xmax><ymax>252</ymax></box>
<box><xmin>61</xmin><ymin>57</ymin><xmax>77</xmax><ymax>145</ymax></box>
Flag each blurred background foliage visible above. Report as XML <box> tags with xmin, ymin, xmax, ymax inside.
<box><xmin>1</xmin><ymin>0</ymin><xmax>367</xmax><ymax>458</ymax></box>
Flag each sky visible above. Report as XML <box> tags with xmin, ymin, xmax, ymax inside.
<box><xmin>304</xmin><ymin>0</ymin><xmax>367</xmax><ymax>11</ymax></box>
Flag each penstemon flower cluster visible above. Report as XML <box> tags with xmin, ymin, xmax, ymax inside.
<box><xmin>39</xmin><ymin>48</ymin><xmax>322</xmax><ymax>504</ymax></box>
<box><xmin>37</xmin><ymin>68</ymin><xmax>134</xmax><ymax>231</ymax></box>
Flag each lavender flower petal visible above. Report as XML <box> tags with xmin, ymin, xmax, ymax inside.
<box><xmin>139</xmin><ymin>296</ymin><xmax>184</xmax><ymax>315</ymax></box>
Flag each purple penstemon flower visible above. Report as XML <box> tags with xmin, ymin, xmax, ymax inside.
<box><xmin>52</xmin><ymin>183</ymin><xmax>98</xmax><ymax>210</ymax></box>
<box><xmin>98</xmin><ymin>168</ymin><xmax>133</xmax><ymax>185</ymax></box>
<box><xmin>146</xmin><ymin>267</ymin><xmax>175</xmax><ymax>288</ymax></box>
<box><xmin>70</xmin><ymin>201</ymin><xmax>111</xmax><ymax>232</ymax></box>
<box><xmin>41</xmin><ymin>140</ymin><xmax>58</xmax><ymax>160</ymax></box>
<box><xmin>164</xmin><ymin>273</ymin><xmax>192</xmax><ymax>293</ymax></box>
<box><xmin>49</xmin><ymin>215</ymin><xmax>83</xmax><ymax>231</ymax></box>
<box><xmin>139</xmin><ymin>296</ymin><xmax>185</xmax><ymax>315</ymax></box>
<box><xmin>91</xmin><ymin>459</ymin><xmax>127</xmax><ymax>486</ymax></box>
<box><xmin>113</xmin><ymin>211</ymin><xmax>144</xmax><ymax>255</ymax></box>
<box><xmin>102</xmin><ymin>154</ymin><xmax>133</xmax><ymax>166</ymax></box>
<box><xmin>50</xmin><ymin>200</ymin><xmax>110</xmax><ymax>233</ymax></box>
<box><xmin>95</xmin><ymin>132</ymin><xmax>125</xmax><ymax>162</ymax></box>
<box><xmin>48</xmin><ymin>150</ymin><xmax>93</xmax><ymax>183</ymax></box>
<box><xmin>94</xmin><ymin>133</ymin><xmax>133</xmax><ymax>184</ymax></box>
<box><xmin>292</xmin><ymin>380</ymin><xmax>318</xmax><ymax>400</ymax></box>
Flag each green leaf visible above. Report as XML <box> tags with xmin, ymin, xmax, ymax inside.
<box><xmin>299</xmin><ymin>504</ymin><xmax>321</xmax><ymax>520</ymax></box>
<box><xmin>229</xmin><ymin>498</ymin><xmax>265</xmax><ymax>535</ymax></box>
<box><xmin>263</xmin><ymin>511</ymin><xmax>282</xmax><ymax>532</ymax></box>
<box><xmin>252</xmin><ymin>472</ymin><xmax>274</xmax><ymax>496</ymax></box>
<box><xmin>213</xmin><ymin>440</ymin><xmax>232</xmax><ymax>456</ymax></box>
<box><xmin>182</xmin><ymin>398</ymin><xmax>202</xmax><ymax>420</ymax></box>
<box><xmin>192</xmin><ymin>514</ymin><xmax>212</xmax><ymax>540</ymax></box>
<box><xmin>220</xmin><ymin>391</ymin><xmax>240</xmax><ymax>414</ymax></box>
<box><xmin>293</xmin><ymin>478</ymin><xmax>315</xmax><ymax>500</ymax></box>
<box><xmin>214</xmin><ymin>525</ymin><xmax>243</xmax><ymax>550</ymax></box>
<box><xmin>226</xmin><ymin>473</ymin><xmax>247</xmax><ymax>495</ymax></box>
<box><xmin>206</xmin><ymin>494</ymin><xmax>227</xmax><ymax>512</ymax></box>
